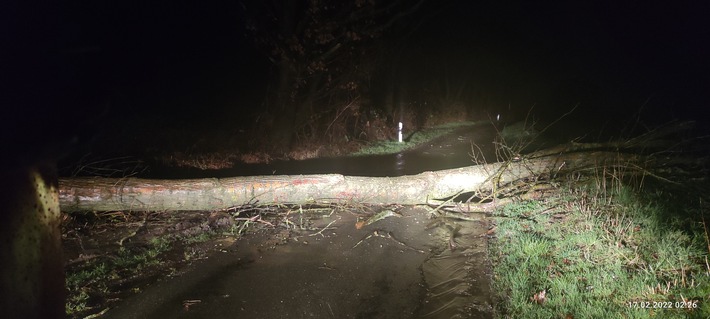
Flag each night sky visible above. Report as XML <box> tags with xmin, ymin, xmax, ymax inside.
<box><xmin>3</xmin><ymin>0</ymin><xmax>709</xmax><ymax>161</ymax></box>
<box><xmin>413</xmin><ymin>1</ymin><xmax>709</xmax><ymax>127</ymax></box>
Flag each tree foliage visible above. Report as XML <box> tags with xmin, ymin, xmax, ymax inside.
<box><xmin>242</xmin><ymin>0</ymin><xmax>426</xmax><ymax>151</ymax></box>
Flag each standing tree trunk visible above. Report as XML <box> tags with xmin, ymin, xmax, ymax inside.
<box><xmin>270</xmin><ymin>77</ymin><xmax>298</xmax><ymax>152</ymax></box>
<box><xmin>0</xmin><ymin>162</ymin><xmax>65</xmax><ymax>319</ymax></box>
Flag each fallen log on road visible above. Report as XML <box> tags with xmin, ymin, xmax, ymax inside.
<box><xmin>59</xmin><ymin>150</ymin><xmax>647</xmax><ymax>212</ymax></box>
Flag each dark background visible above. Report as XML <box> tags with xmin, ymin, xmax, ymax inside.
<box><xmin>3</xmin><ymin>0</ymin><xmax>709</xmax><ymax>164</ymax></box>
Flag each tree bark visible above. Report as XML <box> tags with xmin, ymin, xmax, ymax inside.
<box><xmin>59</xmin><ymin>151</ymin><xmax>643</xmax><ymax>213</ymax></box>
<box><xmin>1</xmin><ymin>162</ymin><xmax>65</xmax><ymax>319</ymax></box>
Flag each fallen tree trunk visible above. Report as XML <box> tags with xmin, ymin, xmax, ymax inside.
<box><xmin>59</xmin><ymin>151</ymin><xmax>645</xmax><ymax>212</ymax></box>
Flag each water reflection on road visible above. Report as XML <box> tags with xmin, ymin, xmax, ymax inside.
<box><xmin>150</xmin><ymin>123</ymin><xmax>499</xmax><ymax>179</ymax></box>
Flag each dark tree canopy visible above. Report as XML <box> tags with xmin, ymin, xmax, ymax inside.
<box><xmin>242</xmin><ymin>0</ymin><xmax>428</xmax><ymax>152</ymax></box>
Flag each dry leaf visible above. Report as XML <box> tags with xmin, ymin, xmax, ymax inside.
<box><xmin>486</xmin><ymin>227</ymin><xmax>497</xmax><ymax>235</ymax></box>
<box><xmin>183</xmin><ymin>299</ymin><xmax>201</xmax><ymax>311</ymax></box>
<box><xmin>530</xmin><ymin>289</ymin><xmax>547</xmax><ymax>304</ymax></box>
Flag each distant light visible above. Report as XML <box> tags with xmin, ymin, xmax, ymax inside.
<box><xmin>496</xmin><ymin>114</ymin><xmax>500</xmax><ymax>121</ymax></box>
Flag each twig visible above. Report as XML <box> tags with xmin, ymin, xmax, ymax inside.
<box><xmin>117</xmin><ymin>212</ymin><xmax>148</xmax><ymax>246</ymax></box>
<box><xmin>325</xmin><ymin>96</ymin><xmax>360</xmax><ymax>135</ymax></box>
<box><xmin>701</xmin><ymin>198</ymin><xmax>710</xmax><ymax>258</ymax></box>
<box><xmin>83</xmin><ymin>307</ymin><xmax>110</xmax><ymax>319</ymax></box>
<box><xmin>425</xmin><ymin>190</ymin><xmax>463</xmax><ymax>217</ymax></box>
<box><xmin>352</xmin><ymin>230</ymin><xmax>425</xmax><ymax>253</ymax></box>
<box><xmin>538</xmin><ymin>103</ymin><xmax>579</xmax><ymax>137</ymax></box>
<box><xmin>234</xmin><ymin>215</ymin><xmax>274</xmax><ymax>227</ymax></box>
<box><xmin>309</xmin><ymin>218</ymin><xmax>339</xmax><ymax>237</ymax></box>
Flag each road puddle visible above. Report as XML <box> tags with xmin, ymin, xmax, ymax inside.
<box><xmin>102</xmin><ymin>207</ymin><xmax>493</xmax><ymax>318</ymax></box>
<box><xmin>419</xmin><ymin>218</ymin><xmax>493</xmax><ymax>318</ymax></box>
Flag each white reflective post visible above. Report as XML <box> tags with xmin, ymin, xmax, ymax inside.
<box><xmin>398</xmin><ymin>122</ymin><xmax>403</xmax><ymax>143</ymax></box>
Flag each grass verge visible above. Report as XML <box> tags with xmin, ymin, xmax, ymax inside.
<box><xmin>65</xmin><ymin>236</ymin><xmax>174</xmax><ymax>316</ymax></box>
<box><xmin>63</xmin><ymin>211</ymin><xmax>240</xmax><ymax>318</ymax></box>
<box><xmin>489</xmin><ymin>179</ymin><xmax>709</xmax><ymax>318</ymax></box>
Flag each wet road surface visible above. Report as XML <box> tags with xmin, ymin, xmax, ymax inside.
<box><xmin>103</xmin><ymin>123</ymin><xmax>498</xmax><ymax>318</ymax></box>
<box><xmin>149</xmin><ymin>123</ymin><xmax>500</xmax><ymax>178</ymax></box>
<box><xmin>103</xmin><ymin>208</ymin><xmax>493</xmax><ymax>319</ymax></box>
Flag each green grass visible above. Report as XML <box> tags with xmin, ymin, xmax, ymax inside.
<box><xmin>65</xmin><ymin>232</ymin><xmax>211</xmax><ymax>317</ymax></box>
<box><xmin>353</xmin><ymin>121</ymin><xmax>480</xmax><ymax>156</ymax></box>
<box><xmin>489</xmin><ymin>182</ymin><xmax>710</xmax><ymax>319</ymax></box>
<box><xmin>181</xmin><ymin>231</ymin><xmax>212</xmax><ymax>245</ymax></box>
